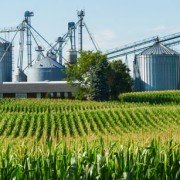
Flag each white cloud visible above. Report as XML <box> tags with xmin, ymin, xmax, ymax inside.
<box><xmin>94</xmin><ymin>29</ymin><xmax>120</xmax><ymax>51</ymax></box>
<box><xmin>148</xmin><ymin>25</ymin><xmax>167</xmax><ymax>32</ymax></box>
<box><xmin>147</xmin><ymin>25</ymin><xmax>180</xmax><ymax>36</ymax></box>
<box><xmin>98</xmin><ymin>29</ymin><xmax>117</xmax><ymax>40</ymax></box>
<box><xmin>82</xmin><ymin>29</ymin><xmax>119</xmax><ymax>51</ymax></box>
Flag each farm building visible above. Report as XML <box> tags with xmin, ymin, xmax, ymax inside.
<box><xmin>0</xmin><ymin>81</ymin><xmax>77</xmax><ymax>99</ymax></box>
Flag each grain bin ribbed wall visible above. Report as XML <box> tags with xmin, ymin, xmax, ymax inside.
<box><xmin>134</xmin><ymin>42</ymin><xmax>180</xmax><ymax>91</ymax></box>
<box><xmin>0</xmin><ymin>40</ymin><xmax>12</xmax><ymax>83</ymax></box>
<box><xmin>27</xmin><ymin>57</ymin><xmax>66</xmax><ymax>82</ymax></box>
<box><xmin>67</xmin><ymin>49</ymin><xmax>77</xmax><ymax>64</ymax></box>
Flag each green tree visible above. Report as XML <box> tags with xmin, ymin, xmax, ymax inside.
<box><xmin>107</xmin><ymin>60</ymin><xmax>132</xmax><ymax>100</ymax></box>
<box><xmin>66</xmin><ymin>52</ymin><xmax>132</xmax><ymax>100</ymax></box>
<box><xmin>89</xmin><ymin>59</ymin><xmax>109</xmax><ymax>101</ymax></box>
<box><xmin>66</xmin><ymin>51</ymin><xmax>107</xmax><ymax>100</ymax></box>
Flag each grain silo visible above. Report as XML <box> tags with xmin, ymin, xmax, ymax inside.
<box><xmin>0</xmin><ymin>38</ymin><xmax>12</xmax><ymax>83</ymax></box>
<box><xmin>134</xmin><ymin>41</ymin><xmax>180</xmax><ymax>91</ymax></box>
<box><xmin>67</xmin><ymin>49</ymin><xmax>77</xmax><ymax>64</ymax></box>
<box><xmin>27</xmin><ymin>57</ymin><xmax>66</xmax><ymax>82</ymax></box>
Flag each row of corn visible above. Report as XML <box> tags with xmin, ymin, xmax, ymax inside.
<box><xmin>0</xmin><ymin>139</ymin><xmax>179</xmax><ymax>179</ymax></box>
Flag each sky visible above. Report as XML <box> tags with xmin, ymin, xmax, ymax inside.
<box><xmin>1</xmin><ymin>0</ymin><xmax>180</xmax><ymax>71</ymax></box>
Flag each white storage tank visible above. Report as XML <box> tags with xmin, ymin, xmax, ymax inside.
<box><xmin>134</xmin><ymin>42</ymin><xmax>180</xmax><ymax>91</ymax></box>
<box><xmin>67</xmin><ymin>49</ymin><xmax>77</xmax><ymax>64</ymax></box>
<box><xmin>27</xmin><ymin>57</ymin><xmax>66</xmax><ymax>82</ymax></box>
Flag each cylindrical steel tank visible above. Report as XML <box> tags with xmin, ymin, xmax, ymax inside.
<box><xmin>0</xmin><ymin>39</ymin><xmax>12</xmax><ymax>83</ymax></box>
<box><xmin>134</xmin><ymin>42</ymin><xmax>180</xmax><ymax>91</ymax></box>
<box><xmin>27</xmin><ymin>57</ymin><xmax>66</xmax><ymax>82</ymax></box>
<box><xmin>67</xmin><ymin>49</ymin><xmax>77</xmax><ymax>64</ymax></box>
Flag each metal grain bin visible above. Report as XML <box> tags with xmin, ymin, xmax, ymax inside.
<box><xmin>134</xmin><ymin>42</ymin><xmax>180</xmax><ymax>91</ymax></box>
<box><xmin>67</xmin><ymin>49</ymin><xmax>77</xmax><ymax>64</ymax></box>
<box><xmin>0</xmin><ymin>39</ymin><xmax>12</xmax><ymax>83</ymax></box>
<box><xmin>27</xmin><ymin>57</ymin><xmax>66</xmax><ymax>82</ymax></box>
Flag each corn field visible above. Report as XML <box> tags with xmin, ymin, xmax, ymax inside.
<box><xmin>0</xmin><ymin>139</ymin><xmax>179</xmax><ymax>179</ymax></box>
<box><xmin>119</xmin><ymin>90</ymin><xmax>180</xmax><ymax>104</ymax></box>
<box><xmin>0</xmin><ymin>98</ymin><xmax>179</xmax><ymax>179</ymax></box>
<box><xmin>0</xmin><ymin>99</ymin><xmax>179</xmax><ymax>140</ymax></box>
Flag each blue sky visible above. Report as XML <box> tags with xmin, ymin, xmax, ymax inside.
<box><xmin>1</xmin><ymin>0</ymin><xmax>180</xmax><ymax>51</ymax></box>
<box><xmin>1</xmin><ymin>0</ymin><xmax>180</xmax><ymax>73</ymax></box>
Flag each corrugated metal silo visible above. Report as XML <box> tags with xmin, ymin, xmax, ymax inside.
<box><xmin>27</xmin><ymin>57</ymin><xmax>66</xmax><ymax>82</ymax></box>
<box><xmin>67</xmin><ymin>49</ymin><xmax>77</xmax><ymax>64</ymax></box>
<box><xmin>0</xmin><ymin>38</ymin><xmax>12</xmax><ymax>83</ymax></box>
<box><xmin>134</xmin><ymin>42</ymin><xmax>180</xmax><ymax>91</ymax></box>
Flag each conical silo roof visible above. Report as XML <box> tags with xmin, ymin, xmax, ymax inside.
<box><xmin>31</xmin><ymin>57</ymin><xmax>64</xmax><ymax>68</ymax></box>
<box><xmin>140</xmin><ymin>42</ymin><xmax>179</xmax><ymax>55</ymax></box>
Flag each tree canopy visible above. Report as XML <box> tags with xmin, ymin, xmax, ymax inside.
<box><xmin>107</xmin><ymin>60</ymin><xmax>132</xmax><ymax>99</ymax></box>
<box><xmin>89</xmin><ymin>59</ymin><xmax>109</xmax><ymax>101</ymax></box>
<box><xmin>66</xmin><ymin>51</ymin><xmax>107</xmax><ymax>100</ymax></box>
<box><xmin>66</xmin><ymin>51</ymin><xmax>132</xmax><ymax>100</ymax></box>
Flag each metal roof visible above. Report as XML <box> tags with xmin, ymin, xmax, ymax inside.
<box><xmin>140</xmin><ymin>42</ymin><xmax>179</xmax><ymax>55</ymax></box>
<box><xmin>0</xmin><ymin>81</ymin><xmax>77</xmax><ymax>93</ymax></box>
<box><xmin>0</xmin><ymin>37</ymin><xmax>9</xmax><ymax>44</ymax></box>
<box><xmin>31</xmin><ymin>57</ymin><xmax>64</xmax><ymax>68</ymax></box>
